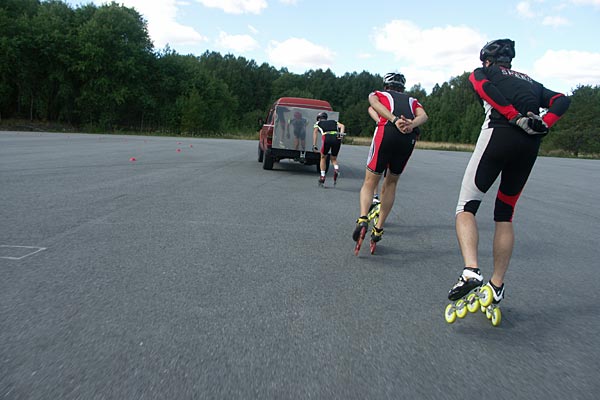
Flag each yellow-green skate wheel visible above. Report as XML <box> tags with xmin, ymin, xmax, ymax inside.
<box><xmin>456</xmin><ymin>300</ymin><xmax>468</xmax><ymax>319</ymax></box>
<box><xmin>485</xmin><ymin>308</ymin><xmax>492</xmax><ymax>320</ymax></box>
<box><xmin>466</xmin><ymin>293</ymin><xmax>479</xmax><ymax>313</ymax></box>
<box><xmin>479</xmin><ymin>285</ymin><xmax>493</xmax><ymax>307</ymax></box>
<box><xmin>480</xmin><ymin>305</ymin><xmax>486</xmax><ymax>313</ymax></box>
<box><xmin>491</xmin><ymin>308</ymin><xmax>501</xmax><ymax>327</ymax></box>
<box><xmin>445</xmin><ymin>304</ymin><xmax>457</xmax><ymax>324</ymax></box>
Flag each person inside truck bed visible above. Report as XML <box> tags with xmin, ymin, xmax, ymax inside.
<box><xmin>275</xmin><ymin>106</ymin><xmax>290</xmax><ymax>146</ymax></box>
<box><xmin>287</xmin><ymin>111</ymin><xmax>308</xmax><ymax>151</ymax></box>
<box><xmin>312</xmin><ymin>112</ymin><xmax>345</xmax><ymax>186</ymax></box>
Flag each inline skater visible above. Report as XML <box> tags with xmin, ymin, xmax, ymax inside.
<box><xmin>312</xmin><ymin>112</ymin><xmax>345</xmax><ymax>186</ymax></box>
<box><xmin>353</xmin><ymin>72</ymin><xmax>428</xmax><ymax>253</ymax></box>
<box><xmin>447</xmin><ymin>39</ymin><xmax>571</xmax><ymax>313</ymax></box>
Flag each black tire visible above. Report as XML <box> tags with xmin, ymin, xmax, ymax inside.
<box><xmin>262</xmin><ymin>148</ymin><xmax>274</xmax><ymax>170</ymax></box>
<box><xmin>258</xmin><ymin>143</ymin><xmax>264</xmax><ymax>162</ymax></box>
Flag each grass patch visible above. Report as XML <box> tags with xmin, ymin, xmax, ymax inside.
<box><xmin>344</xmin><ymin>136</ymin><xmax>474</xmax><ymax>152</ymax></box>
<box><xmin>0</xmin><ymin>119</ymin><xmax>259</xmax><ymax>140</ymax></box>
<box><xmin>1</xmin><ymin>120</ymin><xmax>596</xmax><ymax>159</ymax></box>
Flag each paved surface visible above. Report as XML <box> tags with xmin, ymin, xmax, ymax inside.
<box><xmin>1</xmin><ymin>131</ymin><xmax>599</xmax><ymax>399</ymax></box>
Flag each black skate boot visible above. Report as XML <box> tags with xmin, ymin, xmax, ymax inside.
<box><xmin>447</xmin><ymin>268</ymin><xmax>483</xmax><ymax>301</ymax></box>
<box><xmin>352</xmin><ymin>216</ymin><xmax>369</xmax><ymax>241</ymax></box>
<box><xmin>486</xmin><ymin>281</ymin><xmax>505</xmax><ymax>304</ymax></box>
<box><xmin>333</xmin><ymin>170</ymin><xmax>339</xmax><ymax>185</ymax></box>
<box><xmin>353</xmin><ymin>216</ymin><xmax>369</xmax><ymax>256</ymax></box>
<box><xmin>369</xmin><ymin>226</ymin><xmax>384</xmax><ymax>255</ymax></box>
<box><xmin>318</xmin><ymin>176</ymin><xmax>325</xmax><ymax>187</ymax></box>
<box><xmin>371</xmin><ymin>227</ymin><xmax>383</xmax><ymax>242</ymax></box>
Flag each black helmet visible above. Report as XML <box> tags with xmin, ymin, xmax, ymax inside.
<box><xmin>480</xmin><ymin>39</ymin><xmax>515</xmax><ymax>64</ymax></box>
<box><xmin>383</xmin><ymin>72</ymin><xmax>406</xmax><ymax>89</ymax></box>
<box><xmin>316</xmin><ymin>112</ymin><xmax>327</xmax><ymax>120</ymax></box>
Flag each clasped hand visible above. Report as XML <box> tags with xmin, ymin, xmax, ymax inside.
<box><xmin>394</xmin><ymin>115</ymin><xmax>413</xmax><ymax>134</ymax></box>
<box><xmin>509</xmin><ymin>112</ymin><xmax>549</xmax><ymax>136</ymax></box>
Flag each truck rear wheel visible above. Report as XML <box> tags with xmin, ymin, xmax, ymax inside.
<box><xmin>262</xmin><ymin>148</ymin><xmax>274</xmax><ymax>170</ymax></box>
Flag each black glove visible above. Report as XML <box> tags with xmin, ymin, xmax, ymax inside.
<box><xmin>509</xmin><ymin>112</ymin><xmax>549</xmax><ymax>136</ymax></box>
<box><xmin>313</xmin><ymin>145</ymin><xmax>319</xmax><ymax>151</ymax></box>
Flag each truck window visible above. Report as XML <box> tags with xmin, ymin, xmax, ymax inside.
<box><xmin>266</xmin><ymin>109</ymin><xmax>274</xmax><ymax>125</ymax></box>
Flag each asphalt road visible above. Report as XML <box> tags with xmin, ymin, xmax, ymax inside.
<box><xmin>1</xmin><ymin>131</ymin><xmax>599</xmax><ymax>399</ymax></box>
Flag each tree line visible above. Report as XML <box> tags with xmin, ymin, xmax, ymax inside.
<box><xmin>1</xmin><ymin>0</ymin><xmax>598</xmax><ymax>156</ymax></box>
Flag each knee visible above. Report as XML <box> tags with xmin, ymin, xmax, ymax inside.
<box><xmin>382</xmin><ymin>177</ymin><xmax>399</xmax><ymax>191</ymax></box>
<box><xmin>494</xmin><ymin>199</ymin><xmax>514</xmax><ymax>222</ymax></box>
<box><xmin>462</xmin><ymin>200</ymin><xmax>481</xmax><ymax>215</ymax></box>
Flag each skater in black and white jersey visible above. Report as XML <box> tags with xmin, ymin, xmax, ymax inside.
<box><xmin>448</xmin><ymin>39</ymin><xmax>570</xmax><ymax>305</ymax></box>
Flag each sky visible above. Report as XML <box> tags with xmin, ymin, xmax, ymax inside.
<box><xmin>62</xmin><ymin>0</ymin><xmax>600</xmax><ymax>95</ymax></box>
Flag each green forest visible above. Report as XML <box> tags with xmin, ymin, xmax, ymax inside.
<box><xmin>1</xmin><ymin>0</ymin><xmax>599</xmax><ymax>156</ymax></box>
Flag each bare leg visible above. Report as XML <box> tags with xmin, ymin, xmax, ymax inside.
<box><xmin>320</xmin><ymin>154</ymin><xmax>327</xmax><ymax>175</ymax></box>
<box><xmin>373</xmin><ymin>180</ymin><xmax>383</xmax><ymax>198</ymax></box>
<box><xmin>456</xmin><ymin>211</ymin><xmax>479</xmax><ymax>268</ymax></box>
<box><xmin>330</xmin><ymin>155</ymin><xmax>338</xmax><ymax>168</ymax></box>
<box><xmin>491</xmin><ymin>222</ymin><xmax>514</xmax><ymax>286</ymax></box>
<box><xmin>375</xmin><ymin>174</ymin><xmax>399</xmax><ymax>229</ymax></box>
<box><xmin>359</xmin><ymin>170</ymin><xmax>381</xmax><ymax>217</ymax></box>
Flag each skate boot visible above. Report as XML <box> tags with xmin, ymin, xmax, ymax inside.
<box><xmin>367</xmin><ymin>200</ymin><xmax>381</xmax><ymax>225</ymax></box>
<box><xmin>447</xmin><ymin>268</ymin><xmax>483</xmax><ymax>301</ymax></box>
<box><xmin>369</xmin><ymin>227</ymin><xmax>383</xmax><ymax>254</ymax></box>
<box><xmin>318</xmin><ymin>176</ymin><xmax>325</xmax><ymax>187</ymax></box>
<box><xmin>485</xmin><ymin>281</ymin><xmax>504</xmax><ymax>304</ymax></box>
<box><xmin>333</xmin><ymin>170</ymin><xmax>339</xmax><ymax>185</ymax></box>
<box><xmin>444</xmin><ymin>268</ymin><xmax>484</xmax><ymax>324</ymax></box>
<box><xmin>352</xmin><ymin>216</ymin><xmax>369</xmax><ymax>255</ymax></box>
<box><xmin>370</xmin><ymin>227</ymin><xmax>383</xmax><ymax>242</ymax></box>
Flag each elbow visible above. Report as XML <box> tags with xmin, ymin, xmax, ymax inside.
<box><xmin>416</xmin><ymin>110</ymin><xmax>428</xmax><ymax>125</ymax></box>
<box><xmin>368</xmin><ymin>95</ymin><xmax>378</xmax><ymax>107</ymax></box>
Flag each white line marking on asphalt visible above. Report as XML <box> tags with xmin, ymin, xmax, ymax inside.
<box><xmin>0</xmin><ymin>245</ymin><xmax>47</xmax><ymax>260</ymax></box>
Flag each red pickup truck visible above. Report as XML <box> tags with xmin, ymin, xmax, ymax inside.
<box><xmin>258</xmin><ymin>97</ymin><xmax>336</xmax><ymax>171</ymax></box>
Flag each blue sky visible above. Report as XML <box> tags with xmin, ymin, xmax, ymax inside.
<box><xmin>63</xmin><ymin>0</ymin><xmax>600</xmax><ymax>95</ymax></box>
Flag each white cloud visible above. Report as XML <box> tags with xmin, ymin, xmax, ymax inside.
<box><xmin>570</xmin><ymin>0</ymin><xmax>600</xmax><ymax>6</ymax></box>
<box><xmin>533</xmin><ymin>50</ymin><xmax>600</xmax><ymax>90</ymax></box>
<box><xmin>279</xmin><ymin>0</ymin><xmax>299</xmax><ymax>4</ymax></box>
<box><xmin>516</xmin><ymin>0</ymin><xmax>555</xmax><ymax>18</ymax></box>
<box><xmin>248</xmin><ymin>25</ymin><xmax>259</xmax><ymax>34</ymax></box>
<box><xmin>195</xmin><ymin>0</ymin><xmax>267</xmax><ymax>14</ymax></box>
<box><xmin>516</xmin><ymin>1</ymin><xmax>537</xmax><ymax>18</ymax></box>
<box><xmin>266</xmin><ymin>38</ymin><xmax>335</xmax><ymax>72</ymax></box>
<box><xmin>542</xmin><ymin>16</ymin><xmax>570</xmax><ymax>26</ymax></box>
<box><xmin>371</xmin><ymin>20</ymin><xmax>486</xmax><ymax>90</ymax></box>
<box><xmin>216</xmin><ymin>32</ymin><xmax>259</xmax><ymax>52</ymax></box>
<box><xmin>91</xmin><ymin>0</ymin><xmax>207</xmax><ymax>48</ymax></box>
